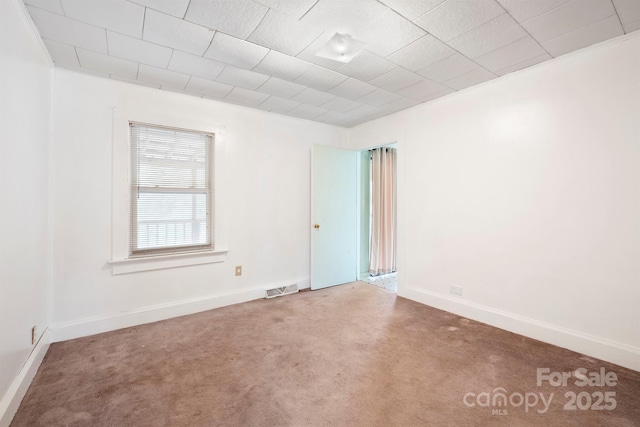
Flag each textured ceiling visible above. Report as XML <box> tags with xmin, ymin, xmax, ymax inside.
<box><xmin>24</xmin><ymin>0</ymin><xmax>640</xmax><ymax>127</ymax></box>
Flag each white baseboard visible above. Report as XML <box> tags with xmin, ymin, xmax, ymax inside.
<box><xmin>297</xmin><ymin>278</ymin><xmax>311</xmax><ymax>290</ymax></box>
<box><xmin>401</xmin><ymin>287</ymin><xmax>640</xmax><ymax>372</ymax></box>
<box><xmin>265</xmin><ymin>277</ymin><xmax>310</xmax><ymax>291</ymax></box>
<box><xmin>0</xmin><ymin>329</ymin><xmax>51</xmax><ymax>427</ymax></box>
<box><xmin>53</xmin><ymin>278</ymin><xmax>310</xmax><ymax>343</ymax></box>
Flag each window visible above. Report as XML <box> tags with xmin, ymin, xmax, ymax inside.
<box><xmin>110</xmin><ymin>109</ymin><xmax>227</xmax><ymax>274</ymax></box>
<box><xmin>129</xmin><ymin>122</ymin><xmax>214</xmax><ymax>256</ymax></box>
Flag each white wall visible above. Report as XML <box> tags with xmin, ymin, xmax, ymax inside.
<box><xmin>3</xmin><ymin>3</ymin><xmax>638</xmax><ymax>407</ymax></box>
<box><xmin>50</xmin><ymin>69</ymin><xmax>349</xmax><ymax>335</ymax></box>
<box><xmin>0</xmin><ymin>0</ymin><xmax>52</xmax><ymax>416</ymax></box>
<box><xmin>350</xmin><ymin>34</ymin><xmax>640</xmax><ymax>370</ymax></box>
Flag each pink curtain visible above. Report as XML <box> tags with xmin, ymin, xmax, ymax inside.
<box><xmin>369</xmin><ymin>147</ymin><xmax>396</xmax><ymax>276</ymax></box>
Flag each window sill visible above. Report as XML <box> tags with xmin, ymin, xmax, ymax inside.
<box><xmin>109</xmin><ymin>249</ymin><xmax>228</xmax><ymax>275</ymax></box>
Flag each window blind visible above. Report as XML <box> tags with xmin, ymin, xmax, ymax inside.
<box><xmin>130</xmin><ymin>123</ymin><xmax>214</xmax><ymax>256</ymax></box>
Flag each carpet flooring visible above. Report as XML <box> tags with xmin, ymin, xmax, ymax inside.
<box><xmin>12</xmin><ymin>282</ymin><xmax>640</xmax><ymax>426</ymax></box>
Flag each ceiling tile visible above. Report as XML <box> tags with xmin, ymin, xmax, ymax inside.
<box><xmin>184</xmin><ymin>0</ymin><xmax>268</xmax><ymax>40</ymax></box>
<box><xmin>294</xmin><ymin>66</ymin><xmax>348</xmax><ymax>91</ymax></box>
<box><xmin>315</xmin><ymin>110</ymin><xmax>350</xmax><ymax>125</ymax></box>
<box><xmin>204</xmin><ymin>33</ymin><xmax>269</xmax><ymax>69</ymax></box>
<box><xmin>337</xmin><ymin>51</ymin><xmax>397</xmax><ymax>81</ymax></box>
<box><xmin>248</xmin><ymin>9</ymin><xmax>324</xmax><ymax>56</ymax></box>
<box><xmin>295</xmin><ymin>32</ymin><xmax>349</xmax><ymax>71</ymax></box>
<box><xmin>357</xmin><ymin>88</ymin><xmax>402</xmax><ymax>106</ymax></box>
<box><xmin>340</xmin><ymin>118</ymin><xmax>365</xmax><ymax>127</ymax></box>
<box><xmin>216</xmin><ymin>67</ymin><xmax>270</xmax><ymax>90</ymax></box>
<box><xmin>256</xmin><ymin>77</ymin><xmax>306</xmax><ymax>98</ymax></box>
<box><xmin>623</xmin><ymin>19</ymin><xmax>640</xmax><ymax>33</ymax></box>
<box><xmin>61</xmin><ymin>0</ymin><xmax>144</xmax><ymax>38</ymax></box>
<box><xmin>300</xmin><ymin>0</ymin><xmax>389</xmax><ymax>34</ymax></box>
<box><xmin>168</xmin><ymin>51</ymin><xmax>225</xmax><ymax>81</ymax></box>
<box><xmin>541</xmin><ymin>15</ymin><xmax>624</xmax><ymax>56</ymax></box>
<box><xmin>327</xmin><ymin>77</ymin><xmax>378</xmax><ymax>99</ymax></box>
<box><xmin>24</xmin><ymin>0</ymin><xmax>64</xmax><ymax>14</ymax></box>
<box><xmin>76</xmin><ymin>48</ymin><xmax>138</xmax><ymax>78</ymax></box>
<box><xmin>291</xmin><ymin>88</ymin><xmax>336</xmax><ymax>106</ymax></box>
<box><xmin>474</xmin><ymin>36</ymin><xmax>547</xmax><ymax>72</ymax></box>
<box><xmin>522</xmin><ymin>0</ymin><xmax>616</xmax><ymax>42</ymax></box>
<box><xmin>224</xmin><ymin>87</ymin><xmax>270</xmax><ymax>106</ymax></box>
<box><xmin>397</xmin><ymin>78</ymin><xmax>447</xmax><ymax>100</ymax></box>
<box><xmin>419</xmin><ymin>87</ymin><xmax>455</xmax><ymax>102</ymax></box>
<box><xmin>320</xmin><ymin>96</ymin><xmax>363</xmax><ymax>113</ymax></box>
<box><xmin>253</xmin><ymin>51</ymin><xmax>312</xmax><ymax>81</ymax></box>
<box><xmin>443</xmin><ymin>67</ymin><xmax>496</xmax><ymax>90</ymax></box>
<box><xmin>496</xmin><ymin>0</ymin><xmax>572</xmax><ymax>22</ymax></box>
<box><xmin>258</xmin><ymin>96</ymin><xmax>301</xmax><ymax>113</ymax></box>
<box><xmin>613</xmin><ymin>0</ymin><xmax>640</xmax><ymax>23</ymax></box>
<box><xmin>252</xmin><ymin>103</ymin><xmax>271</xmax><ymax>112</ymax></box>
<box><xmin>369</xmin><ymin>67</ymin><xmax>424</xmax><ymax>91</ymax></box>
<box><xmin>345</xmin><ymin>104</ymin><xmax>384</xmax><ymax>121</ymax></box>
<box><xmin>111</xmin><ymin>75</ymin><xmax>160</xmax><ymax>89</ymax></box>
<box><xmin>202</xmin><ymin>94</ymin><xmax>226</xmax><ymax>102</ymax></box>
<box><xmin>138</xmin><ymin>64</ymin><xmax>190</xmax><ymax>90</ymax></box>
<box><xmin>416</xmin><ymin>53</ymin><xmax>479</xmax><ymax>82</ymax></box>
<box><xmin>61</xmin><ymin>64</ymin><xmax>110</xmax><ymax>78</ymax></box>
<box><xmin>414</xmin><ymin>0</ymin><xmax>504</xmax><ymax>41</ymax></box>
<box><xmin>129</xmin><ymin>0</ymin><xmax>190</xmax><ymax>18</ymax></box>
<box><xmin>287</xmin><ymin>104</ymin><xmax>329</xmax><ymax>119</ymax></box>
<box><xmin>255</xmin><ymin>0</ymin><xmax>317</xmax><ymax>19</ymax></box>
<box><xmin>378</xmin><ymin>96</ymin><xmax>421</xmax><ymax>114</ymax></box>
<box><xmin>387</xmin><ymin>34</ymin><xmax>455</xmax><ymax>71</ymax></box>
<box><xmin>184</xmin><ymin>77</ymin><xmax>234</xmax><ymax>98</ymax></box>
<box><xmin>107</xmin><ymin>31</ymin><xmax>172</xmax><ymax>68</ymax></box>
<box><xmin>27</xmin><ymin>7</ymin><xmax>107</xmax><ymax>54</ymax></box>
<box><xmin>495</xmin><ymin>53</ymin><xmax>551</xmax><ymax>75</ymax></box>
<box><xmin>26</xmin><ymin>0</ymin><xmax>633</xmax><ymax>128</ymax></box>
<box><xmin>143</xmin><ymin>9</ymin><xmax>214</xmax><ymax>56</ymax></box>
<box><xmin>380</xmin><ymin>0</ymin><xmax>447</xmax><ymax>21</ymax></box>
<box><xmin>448</xmin><ymin>13</ymin><xmax>528</xmax><ymax>58</ymax></box>
<box><xmin>354</xmin><ymin>9</ymin><xmax>426</xmax><ymax>57</ymax></box>
<box><xmin>42</xmin><ymin>39</ymin><xmax>79</xmax><ymax>67</ymax></box>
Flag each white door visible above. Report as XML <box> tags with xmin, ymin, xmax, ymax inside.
<box><xmin>311</xmin><ymin>144</ymin><xmax>358</xmax><ymax>290</ymax></box>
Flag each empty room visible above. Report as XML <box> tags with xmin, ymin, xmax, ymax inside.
<box><xmin>1</xmin><ymin>0</ymin><xmax>639</xmax><ymax>425</ymax></box>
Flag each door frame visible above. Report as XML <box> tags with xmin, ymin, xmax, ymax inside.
<box><xmin>356</xmin><ymin>142</ymin><xmax>399</xmax><ymax>286</ymax></box>
<box><xmin>309</xmin><ymin>140</ymin><xmax>404</xmax><ymax>294</ymax></box>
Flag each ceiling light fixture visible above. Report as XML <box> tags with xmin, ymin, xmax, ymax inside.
<box><xmin>315</xmin><ymin>33</ymin><xmax>366</xmax><ymax>64</ymax></box>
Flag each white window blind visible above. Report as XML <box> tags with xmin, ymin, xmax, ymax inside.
<box><xmin>130</xmin><ymin>122</ymin><xmax>214</xmax><ymax>256</ymax></box>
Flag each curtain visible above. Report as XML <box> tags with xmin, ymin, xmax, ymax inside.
<box><xmin>369</xmin><ymin>147</ymin><xmax>397</xmax><ymax>276</ymax></box>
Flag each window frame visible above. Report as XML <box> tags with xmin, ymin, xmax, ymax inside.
<box><xmin>129</xmin><ymin>121</ymin><xmax>215</xmax><ymax>257</ymax></box>
<box><xmin>110</xmin><ymin>108</ymin><xmax>228</xmax><ymax>275</ymax></box>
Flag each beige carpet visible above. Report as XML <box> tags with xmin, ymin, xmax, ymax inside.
<box><xmin>12</xmin><ymin>282</ymin><xmax>640</xmax><ymax>426</ymax></box>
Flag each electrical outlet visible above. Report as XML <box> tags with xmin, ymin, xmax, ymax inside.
<box><xmin>450</xmin><ymin>285</ymin><xmax>463</xmax><ymax>297</ymax></box>
<box><xmin>31</xmin><ymin>326</ymin><xmax>37</xmax><ymax>345</ymax></box>
<box><xmin>235</xmin><ymin>266</ymin><xmax>242</xmax><ymax>276</ymax></box>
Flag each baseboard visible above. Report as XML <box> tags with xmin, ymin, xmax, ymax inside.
<box><xmin>0</xmin><ymin>329</ymin><xmax>51</xmax><ymax>427</ymax></box>
<box><xmin>271</xmin><ymin>277</ymin><xmax>309</xmax><ymax>291</ymax></box>
<box><xmin>401</xmin><ymin>287</ymin><xmax>640</xmax><ymax>372</ymax></box>
<box><xmin>52</xmin><ymin>278</ymin><xmax>310</xmax><ymax>342</ymax></box>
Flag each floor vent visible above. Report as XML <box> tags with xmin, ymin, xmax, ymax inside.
<box><xmin>265</xmin><ymin>284</ymin><xmax>298</xmax><ymax>299</ymax></box>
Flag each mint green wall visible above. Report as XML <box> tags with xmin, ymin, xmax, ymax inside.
<box><xmin>357</xmin><ymin>150</ymin><xmax>370</xmax><ymax>279</ymax></box>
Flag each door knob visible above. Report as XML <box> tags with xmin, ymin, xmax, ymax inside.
<box><xmin>314</xmin><ymin>224</ymin><xmax>320</xmax><ymax>229</ymax></box>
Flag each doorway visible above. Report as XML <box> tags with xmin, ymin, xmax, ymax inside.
<box><xmin>357</xmin><ymin>143</ymin><xmax>398</xmax><ymax>292</ymax></box>
<box><xmin>310</xmin><ymin>143</ymin><xmax>398</xmax><ymax>292</ymax></box>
